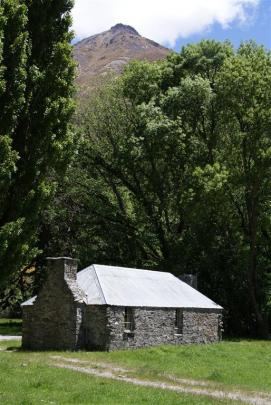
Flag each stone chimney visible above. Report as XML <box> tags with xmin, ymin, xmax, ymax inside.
<box><xmin>179</xmin><ymin>274</ymin><xmax>198</xmax><ymax>290</ymax></box>
<box><xmin>46</xmin><ymin>257</ymin><xmax>86</xmax><ymax>303</ymax></box>
<box><xmin>47</xmin><ymin>257</ymin><xmax>78</xmax><ymax>281</ymax></box>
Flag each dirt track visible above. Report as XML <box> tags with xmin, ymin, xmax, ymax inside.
<box><xmin>0</xmin><ymin>335</ymin><xmax>21</xmax><ymax>341</ymax></box>
<box><xmin>50</xmin><ymin>356</ymin><xmax>271</xmax><ymax>405</ymax></box>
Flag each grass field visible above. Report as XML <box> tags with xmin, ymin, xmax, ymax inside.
<box><xmin>0</xmin><ymin>318</ymin><xmax>22</xmax><ymax>336</ymax></box>
<box><xmin>28</xmin><ymin>339</ymin><xmax>270</xmax><ymax>392</ymax></box>
<box><xmin>0</xmin><ymin>337</ymin><xmax>270</xmax><ymax>404</ymax></box>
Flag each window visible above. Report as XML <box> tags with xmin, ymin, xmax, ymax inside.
<box><xmin>124</xmin><ymin>308</ymin><xmax>134</xmax><ymax>331</ymax></box>
<box><xmin>175</xmin><ymin>309</ymin><xmax>183</xmax><ymax>334</ymax></box>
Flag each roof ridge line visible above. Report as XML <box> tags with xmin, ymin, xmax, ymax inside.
<box><xmin>93</xmin><ymin>265</ymin><xmax>107</xmax><ymax>305</ymax></box>
<box><xmin>94</xmin><ymin>263</ymin><xmax>172</xmax><ymax>275</ymax></box>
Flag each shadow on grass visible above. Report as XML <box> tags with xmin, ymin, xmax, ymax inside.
<box><xmin>5</xmin><ymin>346</ymin><xmax>21</xmax><ymax>351</ymax></box>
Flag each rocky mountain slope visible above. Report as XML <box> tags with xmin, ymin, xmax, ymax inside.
<box><xmin>73</xmin><ymin>24</ymin><xmax>170</xmax><ymax>92</ymax></box>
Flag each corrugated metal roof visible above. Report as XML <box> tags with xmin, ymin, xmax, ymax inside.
<box><xmin>77</xmin><ymin>264</ymin><xmax>222</xmax><ymax>309</ymax></box>
<box><xmin>22</xmin><ymin>264</ymin><xmax>222</xmax><ymax>309</ymax></box>
<box><xmin>77</xmin><ymin>265</ymin><xmax>105</xmax><ymax>305</ymax></box>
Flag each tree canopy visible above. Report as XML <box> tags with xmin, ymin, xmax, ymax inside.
<box><xmin>43</xmin><ymin>40</ymin><xmax>271</xmax><ymax>337</ymax></box>
<box><xmin>0</xmin><ymin>0</ymin><xmax>75</xmax><ymax>283</ymax></box>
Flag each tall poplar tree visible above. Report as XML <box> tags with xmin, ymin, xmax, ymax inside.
<box><xmin>0</xmin><ymin>0</ymin><xmax>75</xmax><ymax>283</ymax></box>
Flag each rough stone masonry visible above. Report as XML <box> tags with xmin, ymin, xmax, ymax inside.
<box><xmin>22</xmin><ymin>257</ymin><xmax>223</xmax><ymax>351</ymax></box>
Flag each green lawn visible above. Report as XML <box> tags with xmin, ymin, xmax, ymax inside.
<box><xmin>0</xmin><ymin>319</ymin><xmax>22</xmax><ymax>336</ymax></box>
<box><xmin>49</xmin><ymin>339</ymin><xmax>271</xmax><ymax>393</ymax></box>
<box><xmin>0</xmin><ymin>340</ymin><xmax>231</xmax><ymax>405</ymax></box>
<box><xmin>0</xmin><ymin>338</ymin><xmax>270</xmax><ymax>404</ymax></box>
<box><xmin>0</xmin><ymin>370</ymin><xmax>228</xmax><ymax>405</ymax></box>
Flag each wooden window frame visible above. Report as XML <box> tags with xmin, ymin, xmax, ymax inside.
<box><xmin>124</xmin><ymin>307</ymin><xmax>135</xmax><ymax>332</ymax></box>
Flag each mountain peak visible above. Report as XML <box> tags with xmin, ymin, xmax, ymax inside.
<box><xmin>110</xmin><ymin>24</ymin><xmax>139</xmax><ymax>36</ymax></box>
<box><xmin>74</xmin><ymin>25</ymin><xmax>170</xmax><ymax>94</ymax></box>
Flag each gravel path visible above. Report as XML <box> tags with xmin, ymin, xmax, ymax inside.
<box><xmin>0</xmin><ymin>335</ymin><xmax>21</xmax><ymax>341</ymax></box>
<box><xmin>51</xmin><ymin>356</ymin><xmax>271</xmax><ymax>405</ymax></box>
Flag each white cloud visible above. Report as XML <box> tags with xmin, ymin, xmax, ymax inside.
<box><xmin>72</xmin><ymin>0</ymin><xmax>260</xmax><ymax>47</ymax></box>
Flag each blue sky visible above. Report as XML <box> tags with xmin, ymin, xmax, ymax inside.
<box><xmin>174</xmin><ymin>0</ymin><xmax>271</xmax><ymax>51</ymax></box>
<box><xmin>72</xmin><ymin>0</ymin><xmax>271</xmax><ymax>50</ymax></box>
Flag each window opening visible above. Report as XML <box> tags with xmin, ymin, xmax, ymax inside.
<box><xmin>124</xmin><ymin>307</ymin><xmax>134</xmax><ymax>331</ymax></box>
<box><xmin>175</xmin><ymin>309</ymin><xmax>183</xmax><ymax>334</ymax></box>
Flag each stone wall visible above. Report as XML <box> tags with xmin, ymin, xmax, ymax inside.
<box><xmin>103</xmin><ymin>306</ymin><xmax>222</xmax><ymax>351</ymax></box>
<box><xmin>182</xmin><ymin>309</ymin><xmax>222</xmax><ymax>344</ymax></box>
<box><xmin>106</xmin><ymin>307</ymin><xmax>179</xmax><ymax>350</ymax></box>
<box><xmin>23</xmin><ymin>298</ymin><xmax>222</xmax><ymax>350</ymax></box>
<box><xmin>22</xmin><ymin>258</ymin><xmax>86</xmax><ymax>350</ymax></box>
<box><xmin>85</xmin><ymin>306</ymin><xmax>108</xmax><ymax>350</ymax></box>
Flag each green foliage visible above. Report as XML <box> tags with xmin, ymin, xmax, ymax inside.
<box><xmin>42</xmin><ymin>40</ymin><xmax>271</xmax><ymax>337</ymax></box>
<box><xmin>215</xmin><ymin>42</ymin><xmax>271</xmax><ymax>336</ymax></box>
<box><xmin>122</xmin><ymin>60</ymin><xmax>162</xmax><ymax>103</ymax></box>
<box><xmin>0</xmin><ymin>0</ymin><xmax>75</xmax><ymax>283</ymax></box>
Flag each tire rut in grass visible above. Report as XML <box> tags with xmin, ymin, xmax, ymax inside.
<box><xmin>49</xmin><ymin>357</ymin><xmax>271</xmax><ymax>405</ymax></box>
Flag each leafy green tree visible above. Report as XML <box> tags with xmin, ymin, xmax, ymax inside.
<box><xmin>44</xmin><ymin>44</ymin><xmax>232</xmax><ymax>272</ymax></box>
<box><xmin>45</xmin><ymin>40</ymin><xmax>271</xmax><ymax>337</ymax></box>
<box><xmin>0</xmin><ymin>0</ymin><xmax>75</xmax><ymax>283</ymax></box>
<box><xmin>216</xmin><ymin>43</ymin><xmax>271</xmax><ymax>336</ymax></box>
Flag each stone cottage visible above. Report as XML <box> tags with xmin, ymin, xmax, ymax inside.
<box><xmin>21</xmin><ymin>257</ymin><xmax>223</xmax><ymax>351</ymax></box>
